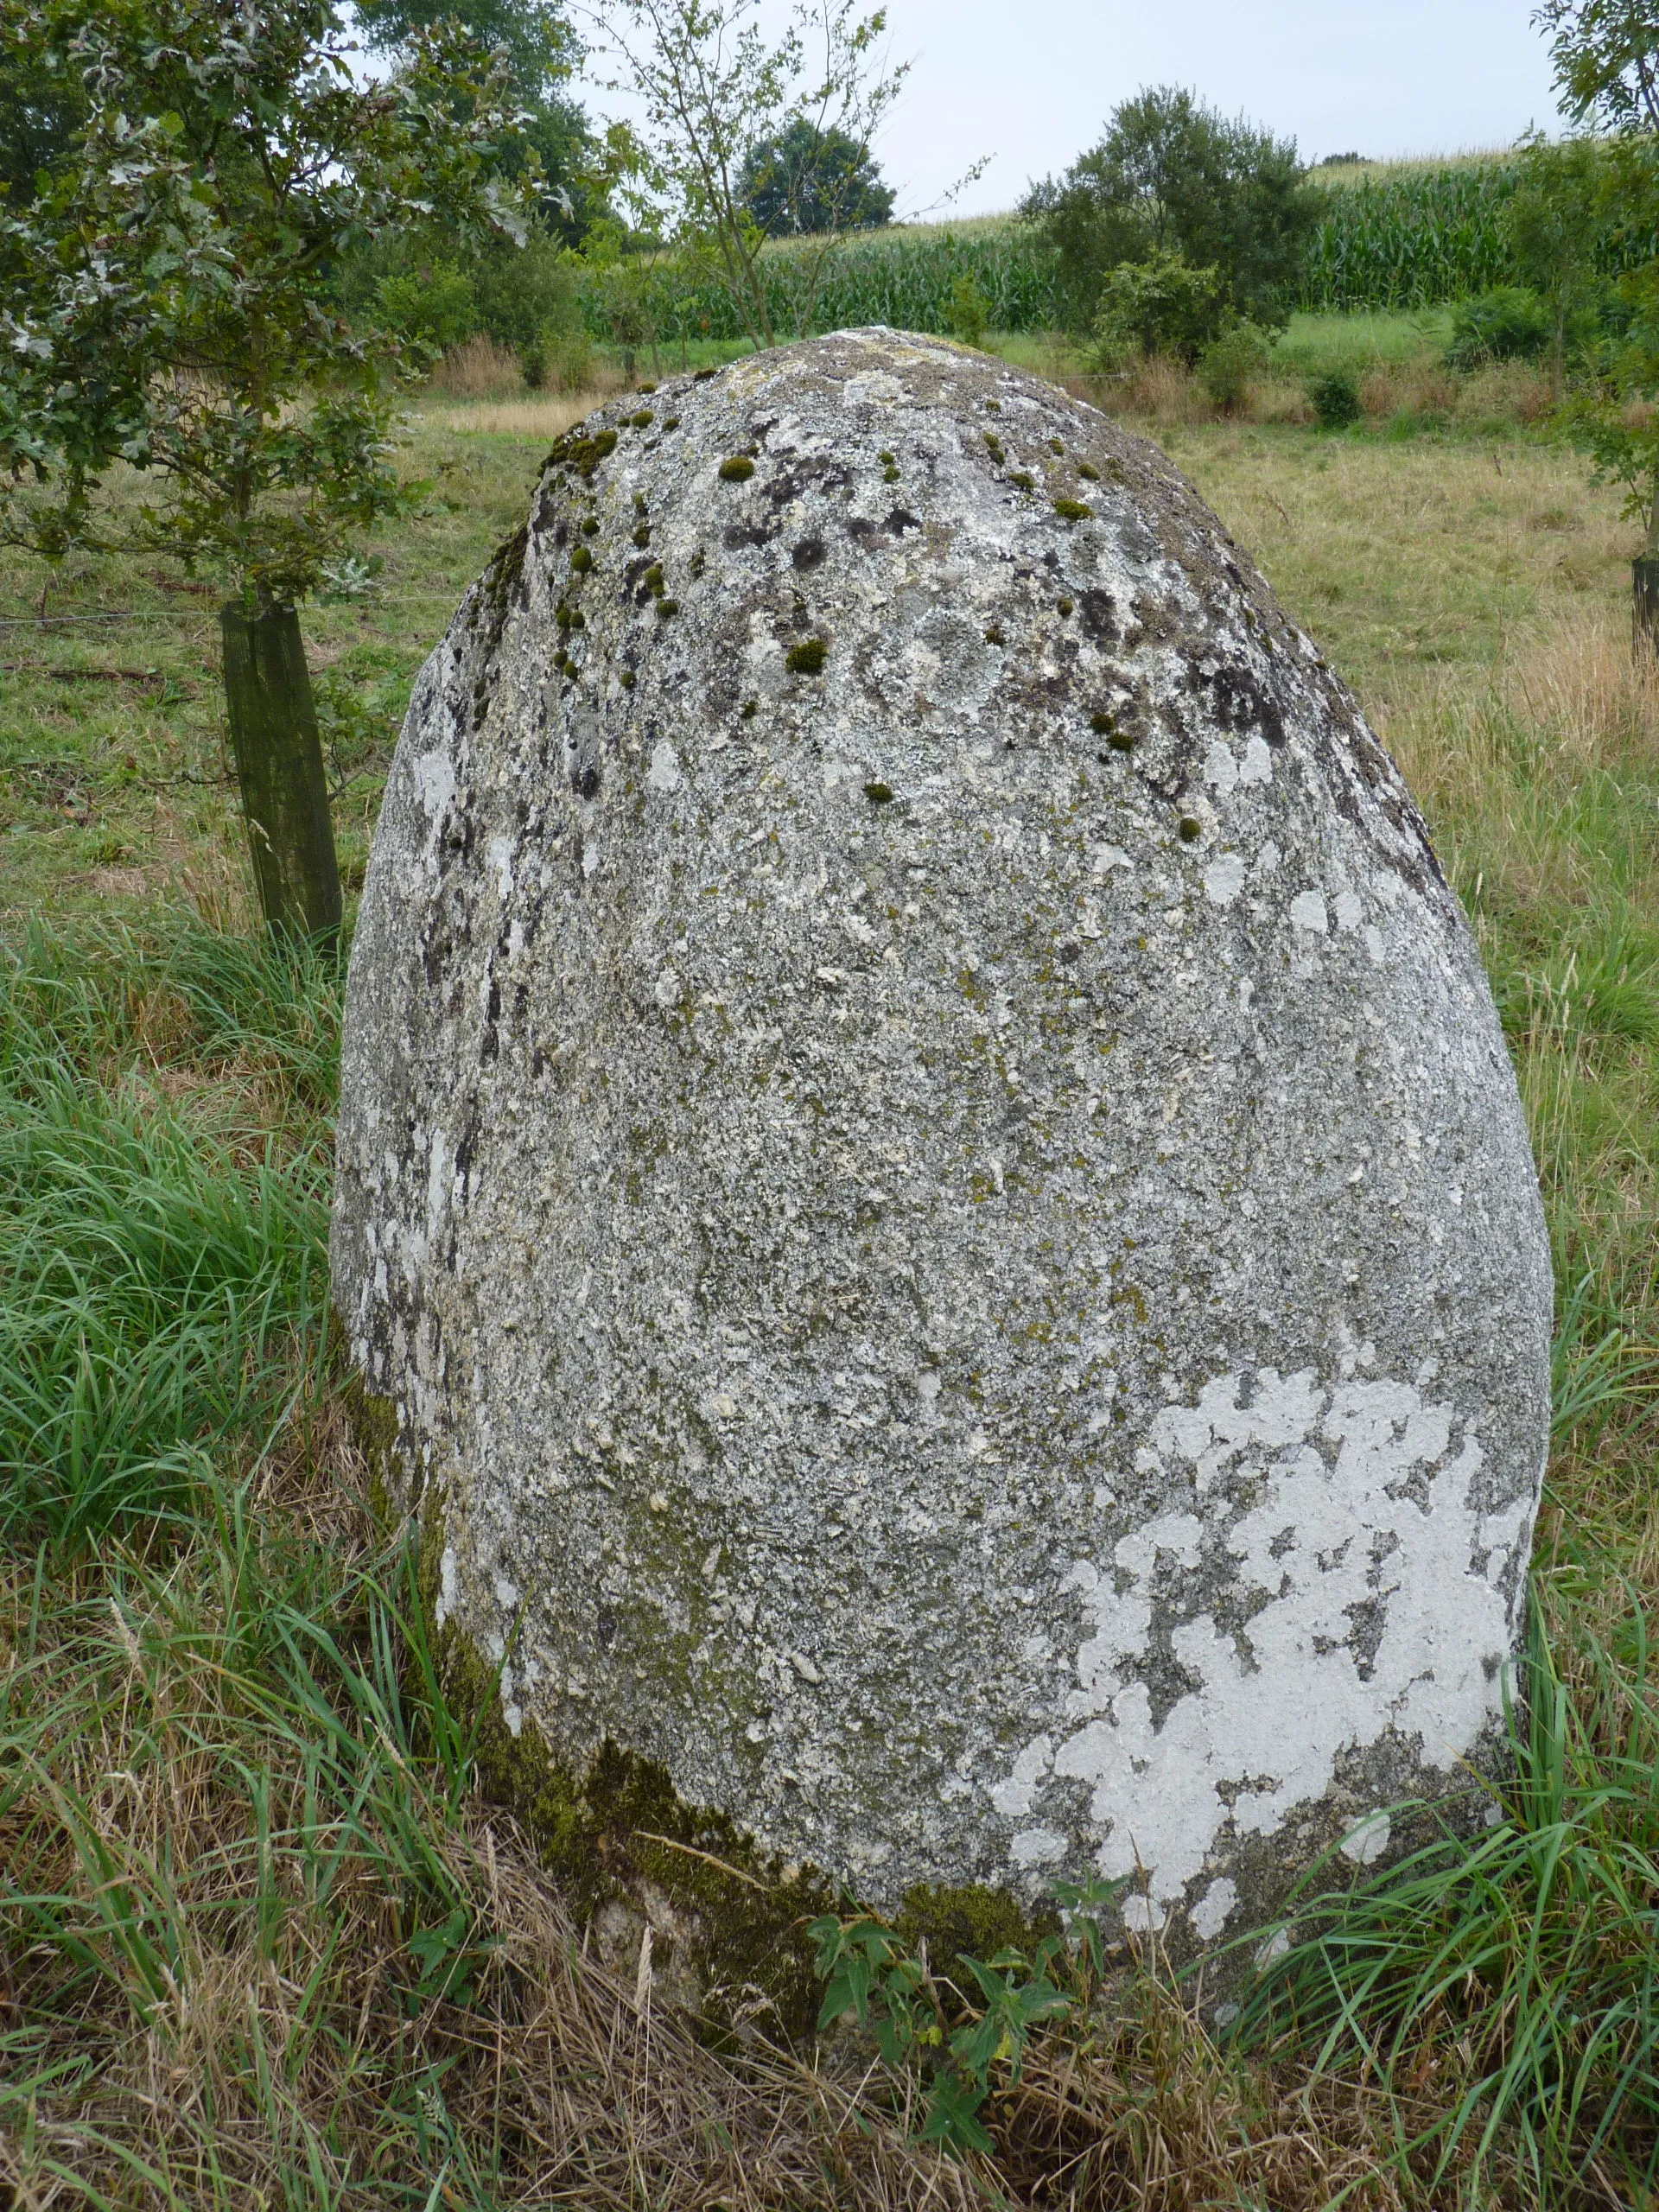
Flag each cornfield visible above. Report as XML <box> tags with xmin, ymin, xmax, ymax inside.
<box><xmin>576</xmin><ymin>224</ymin><xmax>1058</xmax><ymax>344</ymax></box>
<box><xmin>573</xmin><ymin>161</ymin><xmax>1659</xmax><ymax>345</ymax></box>
<box><xmin>1300</xmin><ymin>166</ymin><xmax>1522</xmax><ymax>310</ymax></box>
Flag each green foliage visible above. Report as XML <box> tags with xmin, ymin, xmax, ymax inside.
<box><xmin>1091</xmin><ymin>247</ymin><xmax>1224</xmax><ymax>364</ymax></box>
<box><xmin>1022</xmin><ymin>83</ymin><xmax>1317</xmax><ymax>332</ymax></box>
<box><xmin>595</xmin><ymin>219</ymin><xmax>1057</xmax><ymax>343</ymax></box>
<box><xmin>948</xmin><ymin>271</ymin><xmax>988</xmax><ymax>348</ymax></box>
<box><xmin>1235</xmin><ymin>1591</ymin><xmax>1659</xmax><ymax>2203</ymax></box>
<box><xmin>378</xmin><ymin>267</ymin><xmax>480</xmax><ymax>353</ymax></box>
<box><xmin>810</xmin><ymin>1896</ymin><xmax>1096</xmax><ymax>2154</ymax></box>
<box><xmin>0</xmin><ymin>0</ymin><xmax>530</xmax><ymax>604</ymax></box>
<box><xmin>1538</xmin><ymin>0</ymin><xmax>1659</xmax><ymax>132</ymax></box>
<box><xmin>0</xmin><ymin>28</ymin><xmax>84</xmax><ymax>205</ymax></box>
<box><xmin>739</xmin><ymin>116</ymin><xmax>894</xmax><ymax>234</ymax></box>
<box><xmin>1446</xmin><ymin>284</ymin><xmax>1554</xmax><ymax>368</ymax></box>
<box><xmin>1198</xmin><ymin>316</ymin><xmax>1271</xmax><ymax>409</ymax></box>
<box><xmin>1308</xmin><ymin>365</ymin><xmax>1362</xmax><ymax>428</ymax></box>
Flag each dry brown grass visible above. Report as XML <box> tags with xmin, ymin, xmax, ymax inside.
<box><xmin>423</xmin><ymin>336</ymin><xmax>627</xmax><ymax>408</ymax></box>
<box><xmin>1067</xmin><ymin>354</ymin><xmax>1555</xmax><ymax>435</ymax></box>
<box><xmin>416</xmin><ymin>393</ymin><xmax>609</xmax><ymax>440</ymax></box>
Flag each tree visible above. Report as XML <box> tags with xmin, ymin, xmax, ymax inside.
<box><xmin>590</xmin><ymin>0</ymin><xmax>906</xmax><ymax>351</ymax></box>
<box><xmin>0</xmin><ymin>0</ymin><xmax>529</xmax><ymax>941</ymax></box>
<box><xmin>1506</xmin><ymin>135</ymin><xmax>1607</xmax><ymax>397</ymax></box>
<box><xmin>1532</xmin><ymin>4</ymin><xmax>1659</xmax><ymax>643</ymax></box>
<box><xmin>1020</xmin><ymin>85</ymin><xmax>1318</xmax><ymax>335</ymax></box>
<box><xmin>355</xmin><ymin>0</ymin><xmax>595</xmax><ymax>236</ymax></box>
<box><xmin>739</xmin><ymin>118</ymin><xmax>893</xmax><ymax>234</ymax></box>
<box><xmin>1535</xmin><ymin>0</ymin><xmax>1659</xmax><ymax>130</ymax></box>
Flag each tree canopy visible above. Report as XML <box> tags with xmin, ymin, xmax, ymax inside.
<box><xmin>1535</xmin><ymin>0</ymin><xmax>1659</xmax><ymax>132</ymax></box>
<box><xmin>1020</xmin><ymin>85</ymin><xmax>1318</xmax><ymax>333</ymax></box>
<box><xmin>739</xmin><ymin>118</ymin><xmax>893</xmax><ymax>234</ymax></box>
<box><xmin>354</xmin><ymin>0</ymin><xmax>592</xmax><ymax>230</ymax></box>
<box><xmin>0</xmin><ymin>0</ymin><xmax>529</xmax><ymax>600</ymax></box>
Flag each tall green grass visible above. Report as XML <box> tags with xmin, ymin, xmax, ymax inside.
<box><xmin>1235</xmin><ymin>1591</ymin><xmax>1659</xmax><ymax>2204</ymax></box>
<box><xmin>0</xmin><ymin>922</ymin><xmax>338</xmax><ymax>1541</ymax></box>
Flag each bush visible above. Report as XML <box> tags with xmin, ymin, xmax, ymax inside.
<box><xmin>1199</xmin><ymin>318</ymin><xmax>1270</xmax><ymax>410</ymax></box>
<box><xmin>948</xmin><ymin>272</ymin><xmax>989</xmax><ymax>348</ymax></box>
<box><xmin>1309</xmin><ymin>365</ymin><xmax>1362</xmax><ymax>428</ymax></box>
<box><xmin>374</xmin><ymin>267</ymin><xmax>476</xmax><ymax>353</ymax></box>
<box><xmin>1092</xmin><ymin>247</ymin><xmax>1224</xmax><ymax>365</ymax></box>
<box><xmin>1446</xmin><ymin>284</ymin><xmax>1554</xmax><ymax>367</ymax></box>
<box><xmin>1022</xmin><ymin>84</ymin><xmax>1316</xmax><ymax>333</ymax></box>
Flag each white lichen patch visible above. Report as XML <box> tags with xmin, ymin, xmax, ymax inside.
<box><xmin>991</xmin><ymin>1369</ymin><xmax>1535</xmax><ymax>1920</ymax></box>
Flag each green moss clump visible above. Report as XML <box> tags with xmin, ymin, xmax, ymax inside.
<box><xmin>620</xmin><ymin>669</ymin><xmax>637</xmax><ymax>689</ymax></box>
<box><xmin>1108</xmin><ymin>729</ymin><xmax>1136</xmax><ymax>754</ymax></box>
<box><xmin>864</xmin><ymin>780</ymin><xmax>894</xmax><ymax>804</ymax></box>
<box><xmin>741</xmin><ymin>697</ymin><xmax>759</xmax><ymax>719</ymax></box>
<box><xmin>570</xmin><ymin>428</ymin><xmax>619</xmax><ymax>479</ymax></box>
<box><xmin>894</xmin><ymin>1882</ymin><xmax>1060</xmax><ymax>1967</ymax></box>
<box><xmin>643</xmin><ymin>562</ymin><xmax>665</xmax><ymax>595</ymax></box>
<box><xmin>785</xmin><ymin>638</ymin><xmax>828</xmax><ymax>675</ymax></box>
<box><xmin>982</xmin><ymin>432</ymin><xmax>1005</xmax><ymax>462</ymax></box>
<box><xmin>695</xmin><ymin>365</ymin><xmax>719</xmax><ymax>381</ymax></box>
<box><xmin>689</xmin><ymin>549</ymin><xmax>707</xmax><ymax>578</ymax></box>
<box><xmin>985</xmin><ymin>398</ymin><xmax>1002</xmax><ymax>413</ymax></box>
<box><xmin>341</xmin><ymin>1373</ymin><xmax>403</xmax><ymax>1519</ymax></box>
<box><xmin>1077</xmin><ymin>461</ymin><xmax>1100</xmax><ymax>482</ymax></box>
<box><xmin>632</xmin><ymin>524</ymin><xmax>652</xmax><ymax>547</ymax></box>
<box><xmin>1049</xmin><ymin>437</ymin><xmax>1065</xmax><ymax>454</ymax></box>
<box><xmin>570</xmin><ymin>545</ymin><xmax>594</xmax><ymax>575</ymax></box>
<box><xmin>632</xmin><ymin>492</ymin><xmax>648</xmax><ymax>513</ymax></box>
<box><xmin>581</xmin><ymin>516</ymin><xmax>600</xmax><ymax>537</ymax></box>
<box><xmin>657</xmin><ymin>597</ymin><xmax>680</xmax><ymax>618</ymax></box>
<box><xmin>1058</xmin><ymin>596</ymin><xmax>1074</xmax><ymax>615</ymax></box>
<box><xmin>1179</xmin><ymin>816</ymin><xmax>1203</xmax><ymax>842</ymax></box>
<box><xmin>1009</xmin><ymin>472</ymin><xmax>1035</xmax><ymax>492</ymax></box>
<box><xmin>878</xmin><ymin>449</ymin><xmax>896</xmax><ymax>465</ymax></box>
<box><xmin>630</xmin><ymin>410</ymin><xmax>655</xmax><ymax>429</ymax></box>
<box><xmin>718</xmin><ymin>456</ymin><xmax>755</xmax><ymax>481</ymax></box>
<box><xmin>1090</xmin><ymin>710</ymin><xmax>1114</xmax><ymax>734</ymax></box>
<box><xmin>663</xmin><ymin>416</ymin><xmax>682</xmax><ymax>431</ymax></box>
<box><xmin>983</xmin><ymin>625</ymin><xmax>1006</xmax><ymax>647</ymax></box>
<box><xmin>1052</xmin><ymin>497</ymin><xmax>1091</xmax><ymax>522</ymax></box>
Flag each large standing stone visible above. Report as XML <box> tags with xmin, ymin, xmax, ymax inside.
<box><xmin>331</xmin><ymin>330</ymin><xmax>1551</xmax><ymax>1961</ymax></box>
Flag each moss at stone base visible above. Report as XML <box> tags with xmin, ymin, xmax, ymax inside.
<box><xmin>435</xmin><ymin>1620</ymin><xmax>833</xmax><ymax>2037</ymax></box>
<box><xmin>895</xmin><ymin>1881</ymin><xmax>1060</xmax><ymax>1970</ymax></box>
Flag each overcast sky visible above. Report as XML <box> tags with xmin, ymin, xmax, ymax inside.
<box><xmin>582</xmin><ymin>0</ymin><xmax>1570</xmax><ymax>219</ymax></box>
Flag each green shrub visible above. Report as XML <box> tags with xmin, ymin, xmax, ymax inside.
<box><xmin>1092</xmin><ymin>247</ymin><xmax>1224</xmax><ymax>365</ymax></box>
<box><xmin>374</xmin><ymin>267</ymin><xmax>476</xmax><ymax>353</ymax></box>
<box><xmin>1309</xmin><ymin>365</ymin><xmax>1362</xmax><ymax>427</ymax></box>
<box><xmin>471</xmin><ymin>232</ymin><xmax>582</xmax><ymax>357</ymax></box>
<box><xmin>1446</xmin><ymin>284</ymin><xmax>1554</xmax><ymax>367</ymax></box>
<box><xmin>1199</xmin><ymin>318</ymin><xmax>1271</xmax><ymax>410</ymax></box>
<box><xmin>948</xmin><ymin>271</ymin><xmax>989</xmax><ymax>349</ymax></box>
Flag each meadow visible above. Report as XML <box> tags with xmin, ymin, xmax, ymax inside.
<box><xmin>3</xmin><ymin>326</ymin><xmax>1658</xmax><ymax>2206</ymax></box>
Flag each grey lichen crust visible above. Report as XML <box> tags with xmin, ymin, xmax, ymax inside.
<box><xmin>332</xmin><ymin>328</ymin><xmax>1552</xmax><ymax>1951</ymax></box>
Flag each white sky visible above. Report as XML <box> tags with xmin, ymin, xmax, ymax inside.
<box><xmin>579</xmin><ymin>0</ymin><xmax>1569</xmax><ymax>219</ymax></box>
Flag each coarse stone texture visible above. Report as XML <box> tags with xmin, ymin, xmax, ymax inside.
<box><xmin>331</xmin><ymin>328</ymin><xmax>1552</xmax><ymax>1962</ymax></box>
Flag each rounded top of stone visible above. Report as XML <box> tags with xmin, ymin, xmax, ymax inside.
<box><xmin>517</xmin><ymin>325</ymin><xmax>1437</xmax><ymax>900</ymax></box>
